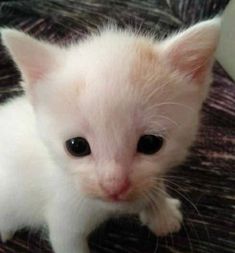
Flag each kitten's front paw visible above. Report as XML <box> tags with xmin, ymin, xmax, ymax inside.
<box><xmin>153</xmin><ymin>198</ymin><xmax>182</xmax><ymax>236</ymax></box>
<box><xmin>140</xmin><ymin>198</ymin><xmax>183</xmax><ymax>237</ymax></box>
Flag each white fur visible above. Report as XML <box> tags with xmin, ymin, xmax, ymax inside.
<box><xmin>0</xmin><ymin>18</ymin><xmax>220</xmax><ymax>253</ymax></box>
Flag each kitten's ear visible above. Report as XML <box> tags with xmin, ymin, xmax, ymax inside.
<box><xmin>1</xmin><ymin>29</ymin><xmax>62</xmax><ymax>86</ymax></box>
<box><xmin>160</xmin><ymin>18</ymin><xmax>221</xmax><ymax>83</ymax></box>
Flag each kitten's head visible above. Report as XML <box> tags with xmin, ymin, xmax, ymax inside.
<box><xmin>1</xmin><ymin>19</ymin><xmax>220</xmax><ymax>207</ymax></box>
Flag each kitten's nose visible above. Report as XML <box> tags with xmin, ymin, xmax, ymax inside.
<box><xmin>101</xmin><ymin>177</ymin><xmax>131</xmax><ymax>201</ymax></box>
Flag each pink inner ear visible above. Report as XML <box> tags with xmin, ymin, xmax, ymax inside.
<box><xmin>170</xmin><ymin>45</ymin><xmax>214</xmax><ymax>83</ymax></box>
<box><xmin>18</xmin><ymin>48</ymin><xmax>56</xmax><ymax>85</ymax></box>
<box><xmin>1</xmin><ymin>29</ymin><xmax>60</xmax><ymax>85</ymax></box>
<box><xmin>163</xmin><ymin>19</ymin><xmax>220</xmax><ymax>84</ymax></box>
<box><xmin>190</xmin><ymin>60</ymin><xmax>211</xmax><ymax>83</ymax></box>
<box><xmin>23</xmin><ymin>60</ymin><xmax>49</xmax><ymax>84</ymax></box>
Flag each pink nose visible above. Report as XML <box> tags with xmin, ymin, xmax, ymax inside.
<box><xmin>101</xmin><ymin>178</ymin><xmax>131</xmax><ymax>200</ymax></box>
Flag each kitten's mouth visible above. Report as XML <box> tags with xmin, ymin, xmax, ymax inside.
<box><xmin>92</xmin><ymin>190</ymin><xmax>135</xmax><ymax>204</ymax></box>
<box><xmin>105</xmin><ymin>194</ymin><xmax>129</xmax><ymax>203</ymax></box>
<box><xmin>103</xmin><ymin>188</ymin><xmax>143</xmax><ymax>204</ymax></box>
<box><xmin>89</xmin><ymin>189</ymin><xmax>147</xmax><ymax>211</ymax></box>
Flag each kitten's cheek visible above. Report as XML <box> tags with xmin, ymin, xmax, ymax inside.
<box><xmin>72</xmin><ymin>175</ymin><xmax>103</xmax><ymax>198</ymax></box>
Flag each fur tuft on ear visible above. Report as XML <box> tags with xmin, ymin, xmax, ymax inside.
<box><xmin>160</xmin><ymin>18</ymin><xmax>221</xmax><ymax>83</ymax></box>
<box><xmin>1</xmin><ymin>29</ymin><xmax>63</xmax><ymax>86</ymax></box>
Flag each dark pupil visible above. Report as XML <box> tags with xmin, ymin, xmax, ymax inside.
<box><xmin>66</xmin><ymin>137</ymin><xmax>91</xmax><ymax>157</ymax></box>
<box><xmin>137</xmin><ymin>135</ymin><xmax>163</xmax><ymax>155</ymax></box>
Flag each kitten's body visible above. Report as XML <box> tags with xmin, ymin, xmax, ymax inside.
<box><xmin>0</xmin><ymin>96</ymin><xmax>147</xmax><ymax>252</ymax></box>
<box><xmin>0</xmin><ymin>96</ymin><xmax>106</xmax><ymax>229</ymax></box>
<box><xmin>0</xmin><ymin>19</ymin><xmax>220</xmax><ymax>253</ymax></box>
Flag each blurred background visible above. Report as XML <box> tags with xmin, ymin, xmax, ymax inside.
<box><xmin>0</xmin><ymin>1</ymin><xmax>234</xmax><ymax>253</ymax></box>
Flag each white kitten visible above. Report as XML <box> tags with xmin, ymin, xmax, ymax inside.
<box><xmin>0</xmin><ymin>18</ymin><xmax>220</xmax><ymax>253</ymax></box>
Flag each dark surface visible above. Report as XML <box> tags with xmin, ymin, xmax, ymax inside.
<box><xmin>0</xmin><ymin>1</ymin><xmax>234</xmax><ymax>253</ymax></box>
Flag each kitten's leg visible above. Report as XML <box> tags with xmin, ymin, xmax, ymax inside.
<box><xmin>140</xmin><ymin>187</ymin><xmax>182</xmax><ymax>236</ymax></box>
<box><xmin>0</xmin><ymin>231</ymin><xmax>14</xmax><ymax>243</ymax></box>
<box><xmin>49</xmin><ymin>229</ymin><xmax>89</xmax><ymax>253</ymax></box>
<box><xmin>47</xmin><ymin>202</ymin><xmax>108</xmax><ymax>253</ymax></box>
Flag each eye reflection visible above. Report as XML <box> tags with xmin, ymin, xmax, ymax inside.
<box><xmin>65</xmin><ymin>137</ymin><xmax>91</xmax><ymax>157</ymax></box>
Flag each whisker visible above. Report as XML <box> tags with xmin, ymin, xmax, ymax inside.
<box><xmin>169</xmin><ymin>232</ymin><xmax>175</xmax><ymax>250</ymax></box>
<box><xmin>147</xmin><ymin>101</ymin><xmax>195</xmax><ymax>113</ymax></box>
<box><xmin>148</xmin><ymin>182</ymin><xmax>195</xmax><ymax>253</ymax></box>
<box><xmin>156</xmin><ymin>180</ymin><xmax>201</xmax><ymax>216</ymax></box>
<box><xmin>187</xmin><ymin>219</ymin><xmax>204</xmax><ymax>252</ymax></box>
<box><xmin>152</xmin><ymin>177</ymin><xmax>210</xmax><ymax>242</ymax></box>
<box><xmin>153</xmin><ymin>236</ymin><xmax>159</xmax><ymax>253</ymax></box>
<box><xmin>155</xmin><ymin>115</ymin><xmax>180</xmax><ymax>128</ymax></box>
<box><xmin>181</xmin><ymin>220</ymin><xmax>194</xmax><ymax>253</ymax></box>
<box><xmin>141</xmin><ymin>184</ymin><xmax>197</xmax><ymax>252</ymax></box>
<box><xmin>142</xmin><ymin>79</ymin><xmax>172</xmax><ymax>104</ymax></box>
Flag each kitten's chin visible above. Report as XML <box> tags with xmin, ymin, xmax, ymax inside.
<box><xmin>101</xmin><ymin>199</ymin><xmax>145</xmax><ymax>213</ymax></box>
<box><xmin>91</xmin><ymin>195</ymin><xmax>147</xmax><ymax>213</ymax></box>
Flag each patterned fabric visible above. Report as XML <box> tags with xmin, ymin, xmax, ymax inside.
<box><xmin>0</xmin><ymin>1</ymin><xmax>233</xmax><ymax>253</ymax></box>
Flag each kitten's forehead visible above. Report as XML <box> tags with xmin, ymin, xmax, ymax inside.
<box><xmin>44</xmin><ymin>31</ymin><xmax>165</xmax><ymax>144</ymax></box>
<box><xmin>56</xmin><ymin>30</ymin><xmax>175</xmax><ymax>144</ymax></box>
<box><xmin>69</xmin><ymin>30</ymin><xmax>159</xmax><ymax>89</ymax></box>
<box><xmin>74</xmin><ymin>31</ymin><xmax>160</xmax><ymax>126</ymax></box>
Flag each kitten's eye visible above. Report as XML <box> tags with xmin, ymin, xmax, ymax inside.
<box><xmin>137</xmin><ymin>135</ymin><xmax>164</xmax><ymax>155</ymax></box>
<box><xmin>65</xmin><ymin>137</ymin><xmax>91</xmax><ymax>157</ymax></box>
